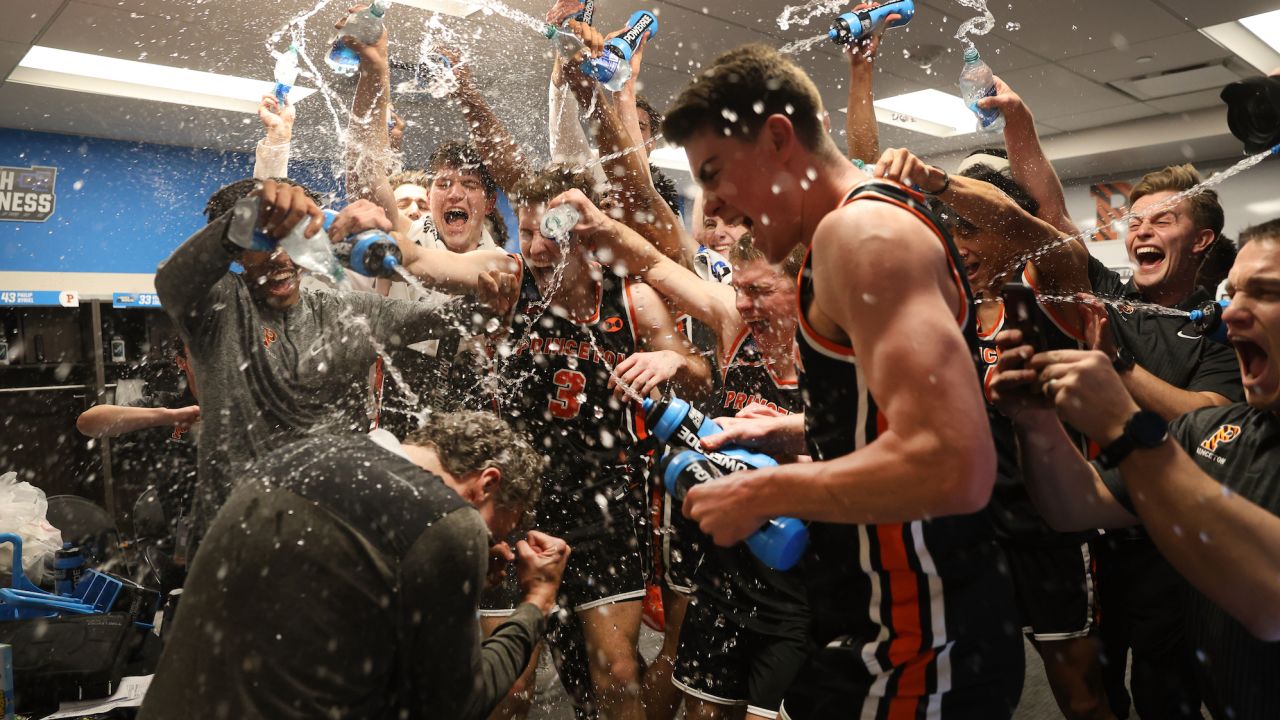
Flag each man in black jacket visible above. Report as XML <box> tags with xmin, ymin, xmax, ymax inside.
<box><xmin>141</xmin><ymin>410</ymin><xmax>567</xmax><ymax>720</ymax></box>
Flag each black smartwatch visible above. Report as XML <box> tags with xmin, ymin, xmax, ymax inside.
<box><xmin>1096</xmin><ymin>410</ymin><xmax>1168</xmax><ymax>469</ymax></box>
<box><xmin>1112</xmin><ymin>346</ymin><xmax>1135</xmax><ymax>373</ymax></box>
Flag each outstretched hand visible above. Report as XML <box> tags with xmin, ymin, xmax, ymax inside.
<box><xmin>977</xmin><ymin>76</ymin><xmax>1030</xmax><ymax>123</ymax></box>
<box><xmin>336</xmin><ymin>4</ymin><xmax>388</xmax><ymax>66</ymax></box>
<box><xmin>476</xmin><ymin>268</ymin><xmax>520</xmax><ymax>321</ymax></box>
<box><xmin>874</xmin><ymin>147</ymin><xmax>948</xmax><ymax>193</ymax></box>
<box><xmin>609</xmin><ymin>350</ymin><xmax>683</xmax><ymax>400</ymax></box>
<box><xmin>547</xmin><ymin>188</ymin><xmax>615</xmax><ymax>244</ymax></box>
<box><xmin>545</xmin><ymin>0</ymin><xmax>585</xmax><ymax>25</ymax></box>
<box><xmin>327</xmin><ymin>198</ymin><xmax>393</xmax><ymax>242</ymax></box>
<box><xmin>249</xmin><ymin>179</ymin><xmax>326</xmax><ymax>241</ymax></box>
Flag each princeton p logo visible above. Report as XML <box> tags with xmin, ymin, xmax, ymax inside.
<box><xmin>1200</xmin><ymin>424</ymin><xmax>1241</xmax><ymax>453</ymax></box>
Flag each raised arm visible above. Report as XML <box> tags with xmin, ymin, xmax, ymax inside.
<box><xmin>342</xmin><ymin>13</ymin><xmax>407</xmax><ymax>234</ymax></box>
<box><xmin>551</xmin><ymin>189</ymin><xmax>739</xmax><ymax>337</ymax></box>
<box><xmin>842</xmin><ymin>3</ymin><xmax>901</xmax><ymax>163</ymax></box>
<box><xmin>443</xmin><ymin>48</ymin><xmax>529</xmax><ymax>194</ymax></box>
<box><xmin>980</xmin><ymin>77</ymin><xmax>1078</xmax><ymax>236</ymax></box>
<box><xmin>254</xmin><ymin>95</ymin><xmax>293</xmax><ymax>180</ymax></box>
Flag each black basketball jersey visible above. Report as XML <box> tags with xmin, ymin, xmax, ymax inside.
<box><xmin>689</xmin><ymin>327</ymin><xmax>809</xmax><ymax>633</ymax></box>
<box><xmin>976</xmin><ymin>267</ymin><xmax>1092</xmax><ymax>542</ymax></box>
<box><xmin>794</xmin><ymin>180</ymin><xmax>1021</xmax><ymax>704</ymax></box>
<box><xmin>718</xmin><ymin>327</ymin><xmax>802</xmax><ymax>415</ymax></box>
<box><xmin>497</xmin><ymin>257</ymin><xmax>646</xmax><ymax>505</ymax></box>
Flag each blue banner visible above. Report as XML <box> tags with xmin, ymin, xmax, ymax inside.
<box><xmin>112</xmin><ymin>292</ymin><xmax>161</xmax><ymax>309</ymax></box>
<box><xmin>0</xmin><ymin>289</ymin><xmax>79</xmax><ymax>307</ymax></box>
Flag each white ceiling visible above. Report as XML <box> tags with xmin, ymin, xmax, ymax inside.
<box><xmin>0</xmin><ymin>0</ymin><xmax>1277</xmax><ymax>179</ymax></box>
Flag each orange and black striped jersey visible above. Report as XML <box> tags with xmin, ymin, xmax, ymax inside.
<box><xmin>792</xmin><ymin>180</ymin><xmax>1022</xmax><ymax>716</ymax></box>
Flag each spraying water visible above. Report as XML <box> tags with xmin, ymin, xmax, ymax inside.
<box><xmin>951</xmin><ymin>0</ymin><xmax>995</xmax><ymax>43</ymax></box>
<box><xmin>777</xmin><ymin>0</ymin><xmax>847</xmax><ymax>31</ymax></box>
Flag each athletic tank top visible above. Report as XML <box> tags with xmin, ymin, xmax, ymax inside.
<box><xmin>718</xmin><ymin>327</ymin><xmax>801</xmax><ymax>415</ymax></box>
<box><xmin>794</xmin><ymin>179</ymin><xmax>1019</xmax><ymax>693</ymax></box>
<box><xmin>499</xmin><ymin>256</ymin><xmax>645</xmax><ymax>469</ymax></box>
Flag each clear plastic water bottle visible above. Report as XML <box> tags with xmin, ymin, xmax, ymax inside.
<box><xmin>828</xmin><ymin>0</ymin><xmax>914</xmax><ymax>45</ymax></box>
<box><xmin>540</xmin><ymin>205</ymin><xmax>580</xmax><ymax>240</ymax></box>
<box><xmin>581</xmin><ymin>10</ymin><xmax>659</xmax><ymax>92</ymax></box>
<box><xmin>959</xmin><ymin>45</ymin><xmax>1004</xmax><ymax>133</ymax></box>
<box><xmin>326</xmin><ymin>0</ymin><xmax>391</xmax><ymax>77</ymax></box>
<box><xmin>273</xmin><ymin>44</ymin><xmax>300</xmax><ymax>105</ymax></box>
<box><xmin>275</xmin><ymin>209</ymin><xmax>347</xmax><ymax>285</ymax></box>
<box><xmin>544</xmin><ymin>23</ymin><xmax>588</xmax><ymax>57</ymax></box>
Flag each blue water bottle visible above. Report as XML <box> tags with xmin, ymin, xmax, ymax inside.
<box><xmin>53</xmin><ymin>543</ymin><xmax>84</xmax><ymax>596</ymax></box>
<box><xmin>644</xmin><ymin>396</ymin><xmax>809</xmax><ymax>570</ymax></box>
<box><xmin>828</xmin><ymin>0</ymin><xmax>915</xmax><ymax>45</ymax></box>
<box><xmin>333</xmin><ymin>232</ymin><xmax>404</xmax><ymax>278</ymax></box>
<box><xmin>582</xmin><ymin>10</ymin><xmax>659</xmax><ymax>91</ymax></box>
<box><xmin>1188</xmin><ymin>298</ymin><xmax>1230</xmax><ymax>343</ymax></box>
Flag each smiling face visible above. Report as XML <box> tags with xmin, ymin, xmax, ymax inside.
<box><xmin>428</xmin><ymin>167</ymin><xmax>495</xmax><ymax>253</ymax></box>
<box><xmin>1126</xmin><ymin>192</ymin><xmax>1215</xmax><ymax>305</ymax></box>
<box><xmin>240</xmin><ymin>248</ymin><xmax>301</xmax><ymax>310</ymax></box>
<box><xmin>951</xmin><ymin>220</ymin><xmax>1016</xmax><ymax>300</ymax></box>
<box><xmin>732</xmin><ymin>257</ymin><xmax>797</xmax><ymax>351</ymax></box>
<box><xmin>698</xmin><ymin>212</ymin><xmax>749</xmax><ymax>256</ymax></box>
<box><xmin>1224</xmin><ymin>238</ymin><xmax>1280</xmax><ymax>412</ymax></box>
<box><xmin>683</xmin><ymin>123</ymin><xmax>805</xmax><ymax>264</ymax></box>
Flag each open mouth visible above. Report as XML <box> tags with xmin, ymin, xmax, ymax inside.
<box><xmin>259</xmin><ymin>266</ymin><xmax>299</xmax><ymax>297</ymax></box>
<box><xmin>1134</xmin><ymin>246</ymin><xmax>1166</xmax><ymax>273</ymax></box>
<box><xmin>443</xmin><ymin>208</ymin><xmax>470</xmax><ymax>230</ymax></box>
<box><xmin>964</xmin><ymin>258</ymin><xmax>981</xmax><ymax>285</ymax></box>
<box><xmin>1233</xmin><ymin>337</ymin><xmax>1271</xmax><ymax>386</ymax></box>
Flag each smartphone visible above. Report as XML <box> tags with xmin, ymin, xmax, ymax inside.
<box><xmin>999</xmin><ymin>282</ymin><xmax>1047</xmax><ymax>353</ymax></box>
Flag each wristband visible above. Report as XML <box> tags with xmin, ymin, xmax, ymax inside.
<box><xmin>929</xmin><ymin>170</ymin><xmax>950</xmax><ymax>195</ymax></box>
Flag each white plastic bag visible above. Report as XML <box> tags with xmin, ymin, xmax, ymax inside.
<box><xmin>0</xmin><ymin>471</ymin><xmax>63</xmax><ymax>584</ymax></box>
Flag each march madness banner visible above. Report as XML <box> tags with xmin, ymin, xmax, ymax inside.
<box><xmin>0</xmin><ymin>165</ymin><xmax>57</xmax><ymax>222</ymax></box>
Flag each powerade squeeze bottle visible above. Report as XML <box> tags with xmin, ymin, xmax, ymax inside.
<box><xmin>582</xmin><ymin>10</ymin><xmax>659</xmax><ymax>92</ymax></box>
<box><xmin>568</xmin><ymin>0</ymin><xmax>596</xmax><ymax>25</ymax></box>
<box><xmin>1188</xmin><ymin>298</ymin><xmax>1230</xmax><ymax>344</ymax></box>
<box><xmin>644</xmin><ymin>396</ymin><xmax>809</xmax><ymax>570</ymax></box>
<box><xmin>661</xmin><ymin>450</ymin><xmax>809</xmax><ymax>571</ymax></box>
<box><xmin>54</xmin><ymin>543</ymin><xmax>84</xmax><ymax>596</ymax></box>
<box><xmin>959</xmin><ymin>45</ymin><xmax>1004</xmax><ymax>133</ymax></box>
<box><xmin>273</xmin><ymin>44</ymin><xmax>300</xmax><ymax>105</ymax></box>
<box><xmin>326</xmin><ymin>0</ymin><xmax>391</xmax><ymax>77</ymax></box>
<box><xmin>828</xmin><ymin>0</ymin><xmax>915</xmax><ymax>45</ymax></box>
<box><xmin>333</xmin><ymin>232</ymin><xmax>404</xmax><ymax>278</ymax></box>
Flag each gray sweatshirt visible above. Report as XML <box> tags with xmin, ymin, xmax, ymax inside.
<box><xmin>155</xmin><ymin>213</ymin><xmax>475</xmax><ymax>532</ymax></box>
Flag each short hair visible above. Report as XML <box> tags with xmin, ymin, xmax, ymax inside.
<box><xmin>510</xmin><ymin>164</ymin><xmax>599</xmax><ymax>207</ymax></box>
<box><xmin>728</xmin><ymin>232</ymin><xmax>804</xmax><ymax>279</ymax></box>
<box><xmin>663</xmin><ymin>43</ymin><xmax>833</xmax><ymax>154</ymax></box>
<box><xmin>1129</xmin><ymin>164</ymin><xmax>1224</xmax><ymax>241</ymax></box>
<box><xmin>426</xmin><ymin>141</ymin><xmax>499</xmax><ymax>199</ymax></box>
<box><xmin>635</xmin><ymin>94</ymin><xmax>663</xmax><ymax>132</ymax></box>
<box><xmin>404</xmin><ymin>411</ymin><xmax>545</xmax><ymax>514</ymax></box>
<box><xmin>389</xmin><ymin>170</ymin><xmax>431</xmax><ymax>191</ymax></box>
<box><xmin>650</xmin><ymin>165</ymin><xmax>681</xmax><ymax>217</ymax></box>
<box><xmin>1240</xmin><ymin>218</ymin><xmax>1280</xmax><ymax>247</ymax></box>
<box><xmin>204</xmin><ymin>177</ymin><xmax>322</xmax><ymax>224</ymax></box>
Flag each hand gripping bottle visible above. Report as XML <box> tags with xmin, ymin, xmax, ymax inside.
<box><xmin>273</xmin><ymin>44</ymin><xmax>300</xmax><ymax>105</ymax></box>
<box><xmin>582</xmin><ymin>10</ymin><xmax>659</xmax><ymax>92</ymax></box>
<box><xmin>959</xmin><ymin>45</ymin><xmax>1004</xmax><ymax>133</ymax></box>
<box><xmin>569</xmin><ymin>0</ymin><xmax>596</xmax><ymax>25</ymax></box>
<box><xmin>540</xmin><ymin>204</ymin><xmax>580</xmax><ymax>241</ymax></box>
<box><xmin>828</xmin><ymin>0</ymin><xmax>915</xmax><ymax>45</ymax></box>
<box><xmin>644</xmin><ymin>396</ymin><xmax>809</xmax><ymax>570</ymax></box>
<box><xmin>1188</xmin><ymin>298</ymin><xmax>1230</xmax><ymax>344</ymax></box>
<box><xmin>326</xmin><ymin>0</ymin><xmax>391</xmax><ymax>77</ymax></box>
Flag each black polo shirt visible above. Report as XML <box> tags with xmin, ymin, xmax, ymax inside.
<box><xmin>1088</xmin><ymin>256</ymin><xmax>1242</xmax><ymax>402</ymax></box>
<box><xmin>1101</xmin><ymin>403</ymin><xmax>1280</xmax><ymax>719</ymax></box>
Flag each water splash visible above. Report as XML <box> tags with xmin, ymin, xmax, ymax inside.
<box><xmin>779</xmin><ymin>33</ymin><xmax>829</xmax><ymax>55</ymax></box>
<box><xmin>951</xmin><ymin>0</ymin><xmax>996</xmax><ymax>43</ymax></box>
<box><xmin>572</xmin><ymin>133</ymin><xmax>666</xmax><ymax>175</ymax></box>
<box><xmin>777</xmin><ymin>0</ymin><xmax>846</xmax><ymax>31</ymax></box>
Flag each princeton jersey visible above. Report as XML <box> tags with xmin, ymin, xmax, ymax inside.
<box><xmin>977</xmin><ymin>267</ymin><xmax>1092</xmax><ymax>542</ymax></box>
<box><xmin>718</xmin><ymin>328</ymin><xmax>801</xmax><ymax>415</ymax></box>
<box><xmin>793</xmin><ymin>180</ymin><xmax>1021</xmax><ymax>709</ymax></box>
<box><xmin>498</xmin><ymin>256</ymin><xmax>646</xmax><ymax>478</ymax></box>
<box><xmin>689</xmin><ymin>327</ymin><xmax>809</xmax><ymax>633</ymax></box>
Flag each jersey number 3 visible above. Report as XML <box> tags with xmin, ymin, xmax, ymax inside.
<box><xmin>549</xmin><ymin>369</ymin><xmax>587</xmax><ymax>419</ymax></box>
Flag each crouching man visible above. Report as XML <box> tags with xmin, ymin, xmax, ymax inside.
<box><xmin>141</xmin><ymin>410</ymin><xmax>567</xmax><ymax>720</ymax></box>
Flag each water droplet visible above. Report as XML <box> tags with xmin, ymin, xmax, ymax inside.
<box><xmin>752</xmin><ymin>100</ymin><xmax>765</xmax><ymax>114</ymax></box>
<box><xmin>1004</xmin><ymin>22</ymin><xmax>1020</xmax><ymax>31</ymax></box>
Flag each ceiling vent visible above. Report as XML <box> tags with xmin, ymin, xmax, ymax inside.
<box><xmin>1109</xmin><ymin>62</ymin><xmax>1240</xmax><ymax>101</ymax></box>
